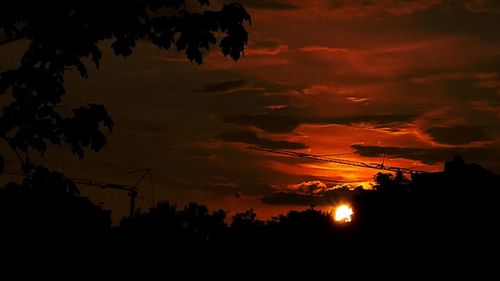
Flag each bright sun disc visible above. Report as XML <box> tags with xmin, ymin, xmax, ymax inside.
<box><xmin>334</xmin><ymin>204</ymin><xmax>353</xmax><ymax>223</ymax></box>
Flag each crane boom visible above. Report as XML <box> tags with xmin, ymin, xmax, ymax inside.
<box><xmin>70</xmin><ymin>169</ymin><xmax>151</xmax><ymax>219</ymax></box>
<box><xmin>70</xmin><ymin>178</ymin><xmax>134</xmax><ymax>191</ymax></box>
<box><xmin>3</xmin><ymin>168</ymin><xmax>151</xmax><ymax>219</ymax></box>
<box><xmin>248</xmin><ymin>146</ymin><xmax>425</xmax><ymax>174</ymax></box>
<box><xmin>70</xmin><ymin>177</ymin><xmax>138</xmax><ymax>219</ymax></box>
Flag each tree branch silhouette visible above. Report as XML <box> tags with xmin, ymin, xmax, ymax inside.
<box><xmin>0</xmin><ymin>0</ymin><xmax>251</xmax><ymax>177</ymax></box>
<box><xmin>0</xmin><ymin>1</ymin><xmax>251</xmax><ymax>229</ymax></box>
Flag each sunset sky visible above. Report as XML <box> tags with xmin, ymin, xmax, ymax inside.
<box><xmin>1</xmin><ymin>0</ymin><xmax>500</xmax><ymax>221</ymax></box>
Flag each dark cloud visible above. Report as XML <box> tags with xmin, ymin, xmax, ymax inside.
<box><xmin>222</xmin><ymin>113</ymin><xmax>416</xmax><ymax>133</ymax></box>
<box><xmin>407</xmin><ymin>78</ymin><xmax>500</xmax><ymax>103</ymax></box>
<box><xmin>216</xmin><ymin>130</ymin><xmax>307</xmax><ymax>150</ymax></box>
<box><xmin>468</xmin><ymin>1</ymin><xmax>500</xmax><ymax>11</ymax></box>
<box><xmin>325</xmin><ymin>114</ymin><xmax>415</xmax><ymax>124</ymax></box>
<box><xmin>353</xmin><ymin>144</ymin><xmax>449</xmax><ymax>164</ymax></box>
<box><xmin>176</xmin><ymin>147</ymin><xmax>215</xmax><ymax>159</ymax></box>
<box><xmin>426</xmin><ymin>126</ymin><xmax>491</xmax><ymax>145</ymax></box>
<box><xmin>239</xmin><ymin>183</ymin><xmax>276</xmax><ymax>196</ymax></box>
<box><xmin>262</xmin><ymin>192</ymin><xmax>325</xmax><ymax>206</ymax></box>
<box><xmin>262</xmin><ymin>186</ymin><xmax>355</xmax><ymax>206</ymax></box>
<box><xmin>351</xmin><ymin>144</ymin><xmax>499</xmax><ymax>166</ymax></box>
<box><xmin>251</xmin><ymin>39</ymin><xmax>287</xmax><ymax>49</ymax></box>
<box><xmin>328</xmin><ymin>0</ymin><xmax>374</xmax><ymax>9</ymax></box>
<box><xmin>327</xmin><ymin>0</ymin><xmax>500</xmax><ymax>16</ymax></box>
<box><xmin>412</xmin><ymin>4</ymin><xmax>500</xmax><ymax>42</ymax></box>
<box><xmin>241</xmin><ymin>0</ymin><xmax>299</xmax><ymax>10</ymax></box>
<box><xmin>311</xmin><ymin>114</ymin><xmax>416</xmax><ymax>130</ymax></box>
<box><xmin>323</xmin><ymin>1</ymin><xmax>500</xmax><ymax>48</ymax></box>
<box><xmin>203</xmin><ymin>181</ymin><xmax>276</xmax><ymax>197</ymax></box>
<box><xmin>222</xmin><ymin>114</ymin><xmax>301</xmax><ymax>134</ymax></box>
<box><xmin>195</xmin><ymin>80</ymin><xmax>248</xmax><ymax>93</ymax></box>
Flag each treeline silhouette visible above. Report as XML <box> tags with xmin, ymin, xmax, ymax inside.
<box><xmin>1</xmin><ymin>156</ymin><xmax>499</xmax><ymax>267</ymax></box>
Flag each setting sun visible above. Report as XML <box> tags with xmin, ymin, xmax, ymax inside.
<box><xmin>334</xmin><ymin>204</ymin><xmax>354</xmax><ymax>223</ymax></box>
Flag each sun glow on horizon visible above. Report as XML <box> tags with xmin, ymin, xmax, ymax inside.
<box><xmin>334</xmin><ymin>204</ymin><xmax>354</xmax><ymax>223</ymax></box>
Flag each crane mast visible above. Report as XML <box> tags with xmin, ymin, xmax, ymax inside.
<box><xmin>70</xmin><ymin>178</ymin><xmax>138</xmax><ymax>219</ymax></box>
<box><xmin>3</xmin><ymin>168</ymin><xmax>152</xmax><ymax>219</ymax></box>
<box><xmin>71</xmin><ymin>168</ymin><xmax>151</xmax><ymax>219</ymax></box>
<box><xmin>248</xmin><ymin>146</ymin><xmax>425</xmax><ymax>175</ymax></box>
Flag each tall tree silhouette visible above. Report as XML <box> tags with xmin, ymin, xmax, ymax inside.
<box><xmin>0</xmin><ymin>0</ymin><xmax>250</xmax><ymax>175</ymax></box>
<box><xmin>0</xmin><ymin>1</ymin><xmax>250</xmax><ymax>229</ymax></box>
<box><xmin>372</xmin><ymin>171</ymin><xmax>410</xmax><ymax>193</ymax></box>
<box><xmin>0</xmin><ymin>165</ymin><xmax>112</xmax><ymax>234</ymax></box>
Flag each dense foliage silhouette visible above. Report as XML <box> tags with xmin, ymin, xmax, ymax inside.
<box><xmin>1</xmin><ymin>156</ymin><xmax>498</xmax><ymax>248</ymax></box>
<box><xmin>0</xmin><ymin>156</ymin><xmax>497</xmax><ymax>274</ymax></box>
<box><xmin>0</xmin><ymin>0</ymin><xmax>250</xmax><ymax>166</ymax></box>
<box><xmin>116</xmin><ymin>157</ymin><xmax>498</xmax><ymax>258</ymax></box>
<box><xmin>0</xmin><ymin>1</ymin><xmax>251</xmax><ymax>234</ymax></box>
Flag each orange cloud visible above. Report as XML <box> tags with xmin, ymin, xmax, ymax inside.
<box><xmin>346</xmin><ymin>97</ymin><xmax>372</xmax><ymax>103</ymax></box>
<box><xmin>245</xmin><ymin>44</ymin><xmax>289</xmax><ymax>56</ymax></box>
<box><xmin>298</xmin><ymin>46</ymin><xmax>348</xmax><ymax>53</ymax></box>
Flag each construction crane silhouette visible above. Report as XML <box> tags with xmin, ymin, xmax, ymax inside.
<box><xmin>71</xmin><ymin>168</ymin><xmax>151</xmax><ymax>219</ymax></box>
<box><xmin>4</xmin><ymin>168</ymin><xmax>152</xmax><ymax>219</ymax></box>
<box><xmin>248</xmin><ymin>146</ymin><xmax>425</xmax><ymax>175</ymax></box>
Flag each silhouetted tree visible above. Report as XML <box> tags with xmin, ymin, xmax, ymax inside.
<box><xmin>228</xmin><ymin>209</ymin><xmax>263</xmax><ymax>246</ymax></box>
<box><xmin>0</xmin><ymin>165</ymin><xmax>111</xmax><ymax>234</ymax></box>
<box><xmin>0</xmin><ymin>1</ymin><xmax>250</xmax><ymax>230</ymax></box>
<box><xmin>119</xmin><ymin>201</ymin><xmax>227</xmax><ymax>250</ymax></box>
<box><xmin>0</xmin><ymin>0</ymin><xmax>250</xmax><ymax>171</ymax></box>
<box><xmin>373</xmin><ymin>171</ymin><xmax>410</xmax><ymax>192</ymax></box>
<box><xmin>231</xmin><ymin>209</ymin><xmax>261</xmax><ymax>227</ymax></box>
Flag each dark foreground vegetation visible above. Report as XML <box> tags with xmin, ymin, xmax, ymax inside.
<box><xmin>1</xmin><ymin>156</ymin><xmax>498</xmax><ymax>270</ymax></box>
